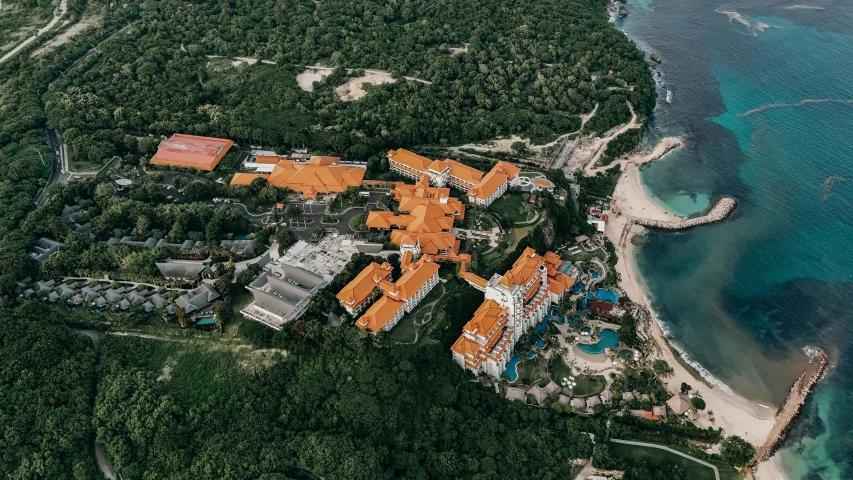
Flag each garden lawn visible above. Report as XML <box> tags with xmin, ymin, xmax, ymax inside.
<box><xmin>488</xmin><ymin>193</ymin><xmax>535</xmax><ymax>225</ymax></box>
<box><xmin>572</xmin><ymin>374</ymin><xmax>606</xmax><ymax>397</ymax></box>
<box><xmin>609</xmin><ymin>442</ymin><xmax>742</xmax><ymax>480</ymax></box>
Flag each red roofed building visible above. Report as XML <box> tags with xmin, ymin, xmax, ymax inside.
<box><xmin>230</xmin><ymin>156</ymin><xmax>365</xmax><ymax>199</ymax></box>
<box><xmin>339</xmin><ymin>256</ymin><xmax>441</xmax><ymax>332</ymax></box>
<box><xmin>387</xmin><ymin>149</ymin><xmax>521</xmax><ymax>207</ymax></box>
<box><xmin>150</xmin><ymin>134</ymin><xmax>234</xmax><ymax>171</ymax></box>
<box><xmin>452</xmin><ymin>247</ymin><xmax>574</xmax><ymax>378</ymax></box>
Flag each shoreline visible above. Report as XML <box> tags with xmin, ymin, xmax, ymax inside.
<box><xmin>603</xmin><ymin>142</ymin><xmax>779</xmax><ymax>452</ymax></box>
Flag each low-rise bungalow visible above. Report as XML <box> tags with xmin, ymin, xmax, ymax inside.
<box><xmin>175</xmin><ymin>284</ymin><xmax>220</xmax><ymax>314</ymax></box>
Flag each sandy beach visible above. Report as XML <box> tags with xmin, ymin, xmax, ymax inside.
<box><xmin>603</xmin><ymin>142</ymin><xmax>783</xmax><ymax>475</ymax></box>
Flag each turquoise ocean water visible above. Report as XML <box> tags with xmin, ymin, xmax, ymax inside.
<box><xmin>616</xmin><ymin>0</ymin><xmax>853</xmax><ymax>477</ymax></box>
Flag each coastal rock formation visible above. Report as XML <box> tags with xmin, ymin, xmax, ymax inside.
<box><xmin>627</xmin><ymin>196</ymin><xmax>738</xmax><ymax>230</ymax></box>
<box><xmin>748</xmin><ymin>348</ymin><xmax>829</xmax><ymax>474</ymax></box>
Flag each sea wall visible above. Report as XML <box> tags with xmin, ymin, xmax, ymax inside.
<box><xmin>749</xmin><ymin>348</ymin><xmax>829</xmax><ymax>471</ymax></box>
<box><xmin>628</xmin><ymin>196</ymin><xmax>737</xmax><ymax>230</ymax></box>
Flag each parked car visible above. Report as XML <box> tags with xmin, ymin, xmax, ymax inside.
<box><xmin>167</xmin><ymin>195</ymin><xmax>173</xmax><ymax>200</ymax></box>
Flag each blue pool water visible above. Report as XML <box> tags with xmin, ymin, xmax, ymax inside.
<box><xmin>560</xmin><ymin>262</ymin><xmax>573</xmax><ymax>274</ymax></box>
<box><xmin>503</xmin><ymin>354</ymin><xmax>520</xmax><ymax>382</ymax></box>
<box><xmin>534</xmin><ymin>321</ymin><xmax>548</xmax><ymax>335</ymax></box>
<box><xmin>577</xmin><ymin>329</ymin><xmax>619</xmax><ymax>355</ymax></box>
<box><xmin>589</xmin><ymin>269</ymin><xmax>599</xmax><ymax>279</ymax></box>
<box><xmin>573</xmin><ymin>283</ymin><xmax>585</xmax><ymax>294</ymax></box>
<box><xmin>195</xmin><ymin>316</ymin><xmax>216</xmax><ymax>326</ymax></box>
<box><xmin>526</xmin><ymin>351</ymin><xmax>536</xmax><ymax>359</ymax></box>
<box><xmin>595</xmin><ymin>289</ymin><xmax>620</xmax><ymax>303</ymax></box>
<box><xmin>232</xmin><ymin>234</ymin><xmax>251</xmax><ymax>240</ymax></box>
<box><xmin>535</xmin><ymin>336</ymin><xmax>545</xmax><ymax>349</ymax></box>
<box><xmin>545</xmin><ymin>306</ymin><xmax>565</xmax><ymax>324</ymax></box>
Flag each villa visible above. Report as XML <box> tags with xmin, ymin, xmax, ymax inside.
<box><xmin>450</xmin><ymin>247</ymin><xmax>574</xmax><ymax>378</ymax></box>
<box><xmin>337</xmin><ymin>253</ymin><xmax>440</xmax><ymax>332</ymax></box>
<box><xmin>589</xmin><ymin>299</ymin><xmax>628</xmax><ymax>321</ymax></box>
<box><xmin>387</xmin><ymin>149</ymin><xmax>521</xmax><ymax>207</ymax></box>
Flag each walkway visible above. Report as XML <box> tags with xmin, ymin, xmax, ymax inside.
<box><xmin>0</xmin><ymin>0</ymin><xmax>68</xmax><ymax>64</ymax></box>
<box><xmin>71</xmin><ymin>329</ymin><xmax>117</xmax><ymax>480</ymax></box>
<box><xmin>610</xmin><ymin>439</ymin><xmax>720</xmax><ymax>480</ymax></box>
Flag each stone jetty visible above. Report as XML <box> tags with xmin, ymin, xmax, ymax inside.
<box><xmin>747</xmin><ymin>348</ymin><xmax>828</xmax><ymax>476</ymax></box>
<box><xmin>628</xmin><ymin>196</ymin><xmax>737</xmax><ymax>230</ymax></box>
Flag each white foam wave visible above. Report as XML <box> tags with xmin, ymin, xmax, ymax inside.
<box><xmin>644</xmin><ymin>298</ymin><xmax>736</xmax><ymax>395</ymax></box>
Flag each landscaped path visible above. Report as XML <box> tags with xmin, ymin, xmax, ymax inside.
<box><xmin>411</xmin><ymin>283</ymin><xmax>446</xmax><ymax>344</ymax></box>
<box><xmin>71</xmin><ymin>329</ymin><xmax>118</xmax><ymax>480</ymax></box>
<box><xmin>609</xmin><ymin>439</ymin><xmax>721</xmax><ymax>480</ymax></box>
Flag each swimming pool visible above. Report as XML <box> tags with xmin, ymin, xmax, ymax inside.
<box><xmin>535</xmin><ymin>336</ymin><xmax>545</xmax><ymax>349</ymax></box>
<box><xmin>195</xmin><ymin>316</ymin><xmax>216</xmax><ymax>326</ymax></box>
<box><xmin>526</xmin><ymin>351</ymin><xmax>536</xmax><ymax>359</ymax></box>
<box><xmin>534</xmin><ymin>321</ymin><xmax>548</xmax><ymax>335</ymax></box>
<box><xmin>589</xmin><ymin>269</ymin><xmax>600</xmax><ymax>279</ymax></box>
<box><xmin>573</xmin><ymin>283</ymin><xmax>586</xmax><ymax>294</ymax></box>
<box><xmin>560</xmin><ymin>262</ymin><xmax>573</xmax><ymax>274</ymax></box>
<box><xmin>232</xmin><ymin>234</ymin><xmax>251</xmax><ymax>240</ymax></box>
<box><xmin>503</xmin><ymin>354</ymin><xmax>521</xmax><ymax>382</ymax></box>
<box><xmin>545</xmin><ymin>305</ymin><xmax>565</xmax><ymax>324</ymax></box>
<box><xmin>595</xmin><ymin>289</ymin><xmax>620</xmax><ymax>303</ymax></box>
<box><xmin>577</xmin><ymin>329</ymin><xmax>619</xmax><ymax>354</ymax></box>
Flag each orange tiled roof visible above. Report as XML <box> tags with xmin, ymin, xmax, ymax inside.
<box><xmin>459</xmin><ymin>262</ymin><xmax>488</xmax><ymax>289</ymax></box>
<box><xmin>366</xmin><ymin>211</ymin><xmax>412</xmax><ymax>229</ymax></box>
<box><xmin>254</xmin><ymin>156</ymin><xmax>285</xmax><ymax>164</ymax></box>
<box><xmin>467</xmin><ymin>161</ymin><xmax>520</xmax><ymax>200</ymax></box>
<box><xmin>383</xmin><ymin>258</ymin><xmax>440</xmax><ymax>302</ymax></box>
<box><xmin>336</xmin><ymin>262</ymin><xmax>392</xmax><ymax>306</ymax></box>
<box><xmin>441</xmin><ymin>159</ymin><xmax>485</xmax><ymax>184</ymax></box>
<box><xmin>150</xmin><ymin>134</ymin><xmax>234</xmax><ymax>171</ymax></box>
<box><xmin>308</xmin><ymin>156</ymin><xmax>340</xmax><ymax>166</ymax></box>
<box><xmin>463</xmin><ymin>299</ymin><xmax>509</xmax><ymax>338</ymax></box>
<box><xmin>451</xmin><ymin>300</ymin><xmax>512</xmax><ymax>370</ymax></box>
<box><xmin>232</xmin><ymin>160</ymin><xmax>365</xmax><ymax>197</ymax></box>
<box><xmin>534</xmin><ymin>177</ymin><xmax>553</xmax><ymax>187</ymax></box>
<box><xmin>231</xmin><ymin>172</ymin><xmax>270</xmax><ymax>185</ymax></box>
<box><xmin>387</xmin><ymin>149</ymin><xmax>433</xmax><ymax>172</ymax></box>
<box><xmin>357</xmin><ymin>296</ymin><xmax>405</xmax><ymax>332</ymax></box>
<box><xmin>499</xmin><ymin>247</ymin><xmax>544</xmax><ymax>287</ymax></box>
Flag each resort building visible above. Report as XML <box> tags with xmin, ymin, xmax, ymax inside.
<box><xmin>337</xmin><ymin>255</ymin><xmax>441</xmax><ymax>332</ymax></box>
<box><xmin>466</xmin><ymin>161</ymin><xmax>521</xmax><ymax>206</ymax></box>
<box><xmin>366</xmin><ymin>181</ymin><xmax>470</xmax><ymax>263</ymax></box>
<box><xmin>386</xmin><ymin>149</ymin><xmax>521</xmax><ymax>207</ymax></box>
<box><xmin>230</xmin><ymin>156</ymin><xmax>365</xmax><ymax>199</ymax></box>
<box><xmin>335</xmin><ymin>262</ymin><xmax>393</xmax><ymax>316</ymax></box>
<box><xmin>451</xmin><ymin>247</ymin><xmax>574</xmax><ymax>378</ymax></box>
<box><xmin>241</xmin><ymin>264</ymin><xmax>327</xmax><ymax>329</ymax></box>
<box><xmin>149</xmin><ymin>134</ymin><xmax>234</xmax><ymax>171</ymax></box>
<box><xmin>175</xmin><ymin>284</ymin><xmax>220</xmax><ymax>314</ymax></box>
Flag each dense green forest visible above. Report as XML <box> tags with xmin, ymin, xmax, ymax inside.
<box><xmin>0</xmin><ymin>302</ymin><xmax>98</xmax><ymax>479</ymax></box>
<box><xmin>44</xmin><ymin>0</ymin><xmax>655</xmax><ymax>163</ymax></box>
<box><xmin>94</xmin><ymin>326</ymin><xmax>597</xmax><ymax>479</ymax></box>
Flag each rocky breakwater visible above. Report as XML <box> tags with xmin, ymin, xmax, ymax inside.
<box><xmin>748</xmin><ymin>347</ymin><xmax>829</xmax><ymax>474</ymax></box>
<box><xmin>628</xmin><ymin>196</ymin><xmax>738</xmax><ymax>230</ymax></box>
